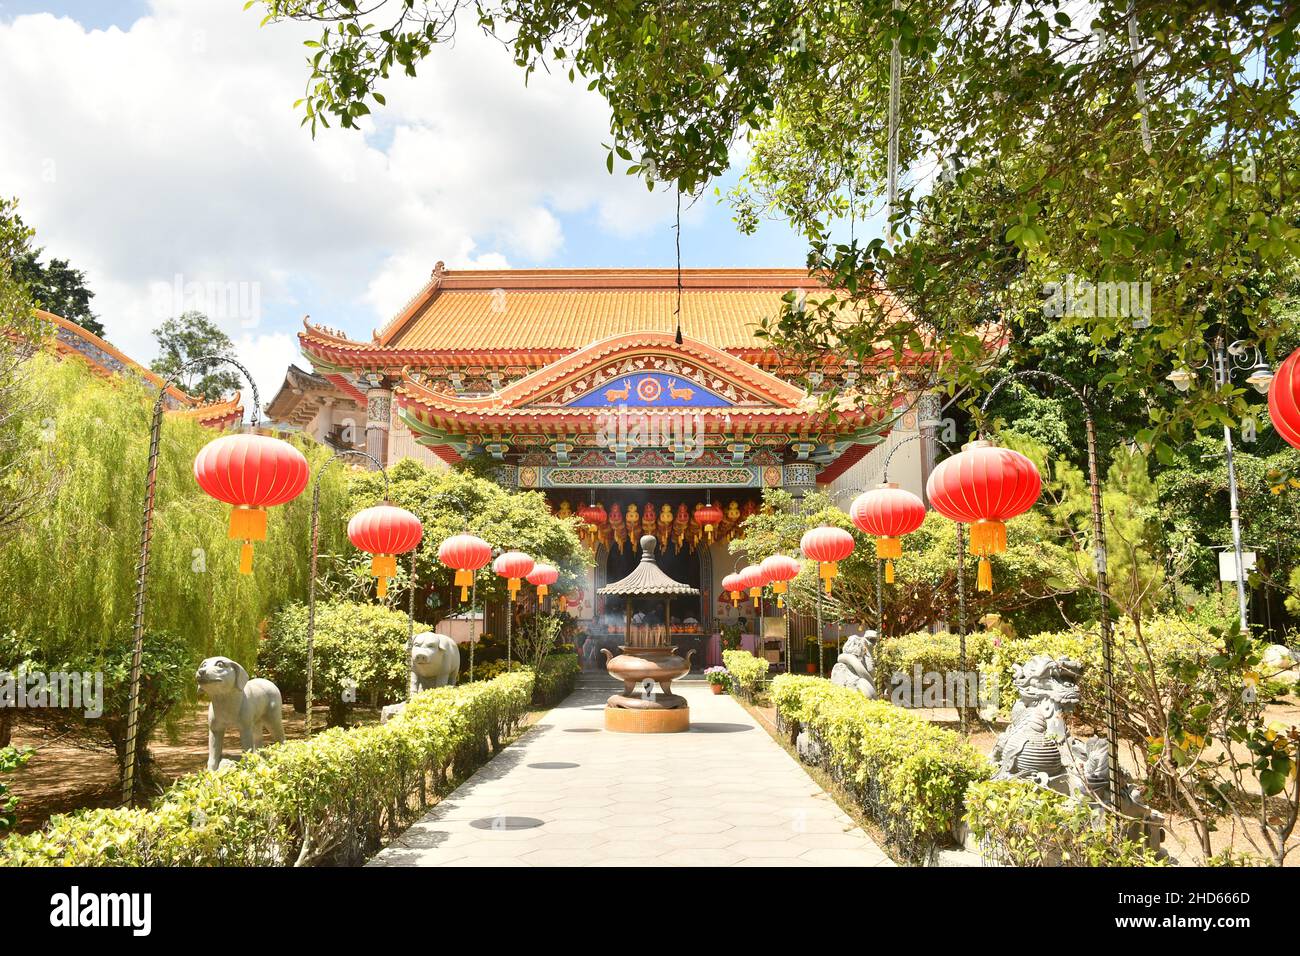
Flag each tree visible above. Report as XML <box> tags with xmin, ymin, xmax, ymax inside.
<box><xmin>150</xmin><ymin>312</ymin><xmax>241</xmax><ymax>401</ymax></box>
<box><xmin>13</xmin><ymin>247</ymin><xmax>103</xmax><ymax>338</ymax></box>
<box><xmin>257</xmin><ymin>0</ymin><xmax>1300</xmax><ymax>446</ymax></box>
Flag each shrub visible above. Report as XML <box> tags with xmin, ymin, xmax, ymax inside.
<box><xmin>0</xmin><ymin>671</ymin><xmax>535</xmax><ymax>866</ymax></box>
<box><xmin>965</xmin><ymin>779</ymin><xmax>1166</xmax><ymax>866</ymax></box>
<box><xmin>874</xmin><ymin>630</ymin><xmax>997</xmax><ymax>694</ymax></box>
<box><xmin>722</xmin><ymin>650</ymin><xmax>769</xmax><ymax>699</ymax></box>
<box><xmin>261</xmin><ymin>601</ymin><xmax>412</xmax><ymax>724</ymax></box>
<box><xmin>770</xmin><ymin>674</ymin><xmax>991</xmax><ymax>861</ymax></box>
<box><xmin>0</xmin><ymin>746</ymin><xmax>31</xmax><ymax>831</ymax></box>
<box><xmin>532</xmin><ymin>653</ymin><xmax>581</xmax><ymax>708</ymax></box>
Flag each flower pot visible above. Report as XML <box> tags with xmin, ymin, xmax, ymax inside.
<box><xmin>709</xmin><ymin>683</ymin><xmax>724</xmax><ymax>695</ymax></box>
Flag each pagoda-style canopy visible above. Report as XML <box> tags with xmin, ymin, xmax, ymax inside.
<box><xmin>599</xmin><ymin>535</ymin><xmax>698</xmax><ymax>649</ymax></box>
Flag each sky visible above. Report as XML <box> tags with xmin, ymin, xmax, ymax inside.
<box><xmin>0</xmin><ymin>0</ymin><xmax>819</xmax><ymax>407</ymax></box>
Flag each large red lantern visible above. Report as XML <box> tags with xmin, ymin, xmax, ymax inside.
<box><xmin>800</xmin><ymin>526</ymin><xmax>854</xmax><ymax>595</ymax></box>
<box><xmin>576</xmin><ymin>502</ymin><xmax>607</xmax><ymax>546</ymax></box>
<box><xmin>693</xmin><ymin>501</ymin><xmax>724</xmax><ymax>543</ymax></box>
<box><xmin>850</xmin><ymin>483</ymin><xmax>926</xmax><ymax>583</ymax></box>
<box><xmin>1269</xmin><ymin>347</ymin><xmax>1300</xmax><ymax>449</ymax></box>
<box><xmin>347</xmin><ymin>505</ymin><xmax>423</xmax><ymax>598</ymax></box>
<box><xmin>438</xmin><ymin>533</ymin><xmax>491</xmax><ymax>601</ymax></box>
<box><xmin>493</xmin><ymin>551</ymin><xmax>535</xmax><ymax>601</ymax></box>
<box><xmin>527</xmin><ymin>563</ymin><xmax>559</xmax><ymax>600</ymax></box>
<box><xmin>760</xmin><ymin>554</ymin><xmax>801</xmax><ymax>608</ymax></box>
<box><xmin>193</xmin><ymin>433</ymin><xmax>309</xmax><ymax>574</ymax></box>
<box><xmin>927</xmin><ymin>440</ymin><xmax>1042</xmax><ymax>592</ymax></box>
<box><xmin>737</xmin><ymin>563</ymin><xmax>768</xmax><ymax>608</ymax></box>
<box><xmin>721</xmin><ymin>572</ymin><xmax>744</xmax><ymax>608</ymax></box>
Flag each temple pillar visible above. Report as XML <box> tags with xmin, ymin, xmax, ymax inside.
<box><xmin>365</xmin><ymin>384</ymin><xmax>392</xmax><ymax>468</ymax></box>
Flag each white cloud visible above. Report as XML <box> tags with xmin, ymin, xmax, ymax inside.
<box><xmin>0</xmin><ymin>0</ymin><xmax>679</xmax><ymax>402</ymax></box>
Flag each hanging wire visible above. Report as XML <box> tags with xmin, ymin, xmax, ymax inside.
<box><xmin>674</xmin><ymin>187</ymin><xmax>684</xmax><ymax>344</ymax></box>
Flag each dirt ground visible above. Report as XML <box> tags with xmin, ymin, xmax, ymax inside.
<box><xmin>5</xmin><ymin>702</ymin><xmax>369</xmax><ymax>834</ymax></box>
<box><xmin>752</xmin><ymin>694</ymin><xmax>1300</xmax><ymax>866</ymax></box>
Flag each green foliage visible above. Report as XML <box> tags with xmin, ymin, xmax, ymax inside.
<box><xmin>874</xmin><ymin>630</ymin><xmax>997</xmax><ymax>692</ymax></box>
<box><xmin>722</xmin><ymin>649</ymin><xmax>769</xmax><ymax>699</ymax></box>
<box><xmin>261</xmin><ymin>601</ymin><xmax>412</xmax><ymax>721</ymax></box>
<box><xmin>0</xmin><ymin>670</ymin><xmax>535</xmax><ymax>866</ymax></box>
<box><xmin>531</xmin><ymin>652</ymin><xmax>581</xmax><ymax>708</ymax></box>
<box><xmin>771</xmin><ymin>674</ymin><xmax>991</xmax><ymax>860</ymax></box>
<box><xmin>149</xmin><ymin>311</ymin><xmax>240</xmax><ymax>401</ymax></box>
<box><xmin>12</xmin><ymin>240</ymin><xmax>102</xmax><ymax>337</ymax></box>
<box><xmin>965</xmin><ymin>779</ymin><xmax>1166</xmax><ymax>866</ymax></box>
<box><xmin>0</xmin><ymin>354</ymin><xmax>349</xmax><ymax>670</ymax></box>
<box><xmin>0</xmin><ymin>745</ymin><xmax>32</xmax><ymax>831</ymax></box>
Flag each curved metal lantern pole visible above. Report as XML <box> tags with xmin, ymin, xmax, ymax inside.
<box><xmin>980</xmin><ymin>370</ymin><xmax>1119</xmax><ymax>799</ymax></box>
<box><xmin>304</xmin><ymin>449</ymin><xmax>388</xmax><ymax>736</ymax></box>
<box><xmin>882</xmin><ymin>433</ymin><xmax>966</xmax><ymax>730</ymax></box>
<box><xmin>123</xmin><ymin>356</ymin><xmax>259</xmax><ymax>806</ymax></box>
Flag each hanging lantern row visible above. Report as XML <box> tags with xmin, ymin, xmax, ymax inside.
<box><xmin>438</xmin><ymin>533</ymin><xmax>492</xmax><ymax>601</ymax></box>
<box><xmin>1270</xmin><ymin>346</ymin><xmax>1300</xmax><ymax>450</ymax></box>
<box><xmin>555</xmin><ymin>497</ymin><xmax>761</xmax><ymax>551</ymax></box>
<box><xmin>193</xmin><ymin>433</ymin><xmax>310</xmax><ymax>574</ymax></box>
<box><xmin>927</xmin><ymin>441</ymin><xmax>1042</xmax><ymax>592</ymax></box>
<box><xmin>849</xmin><ymin>482</ymin><xmax>925</xmax><ymax>583</ymax></box>
<box><xmin>347</xmin><ymin>504</ymin><xmax>423</xmax><ymax>598</ymax></box>
<box><xmin>737</xmin><ymin>563</ymin><xmax>768</xmax><ymax>608</ymax></box>
<box><xmin>800</xmin><ymin>526</ymin><xmax>854</xmax><ymax>595</ymax></box>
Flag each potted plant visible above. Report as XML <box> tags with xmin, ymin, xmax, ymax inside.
<box><xmin>704</xmin><ymin>666</ymin><xmax>730</xmax><ymax>694</ymax></box>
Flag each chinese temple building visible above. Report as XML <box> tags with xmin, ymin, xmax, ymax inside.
<box><xmin>289</xmin><ymin>265</ymin><xmax>940</xmax><ymax>667</ymax></box>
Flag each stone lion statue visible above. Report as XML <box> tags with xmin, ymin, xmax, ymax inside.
<box><xmin>830</xmin><ymin>631</ymin><xmax>879</xmax><ymax>698</ymax></box>
<box><xmin>196</xmin><ymin>656</ymin><xmax>284</xmax><ymax>771</ymax></box>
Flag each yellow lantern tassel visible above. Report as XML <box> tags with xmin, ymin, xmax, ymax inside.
<box><xmin>454</xmin><ymin>568</ymin><xmax>472</xmax><ymax>602</ymax></box>
<box><xmin>750</xmin><ymin>587</ymin><xmax>760</xmax><ymax>608</ymax></box>
<box><xmin>230</xmin><ymin>506</ymin><xmax>266</xmax><ymax>574</ymax></box>
<box><xmin>969</xmin><ymin>520</ymin><xmax>1007</xmax><ymax>557</ymax></box>
<box><xmin>537</xmin><ymin>584</ymin><xmax>548</xmax><ymax>599</ymax></box>
<box><xmin>239</xmin><ymin>541</ymin><xmax>254</xmax><ymax>575</ymax></box>
<box><xmin>876</xmin><ymin>536</ymin><xmax>902</xmax><ymax>560</ymax></box>
<box><xmin>777</xmin><ymin>595</ymin><xmax>785</xmax><ymax>608</ymax></box>
<box><xmin>978</xmin><ymin>557</ymin><xmax>993</xmax><ymax>592</ymax></box>
<box><xmin>820</xmin><ymin>561</ymin><xmax>837</xmax><ymax>595</ymax></box>
<box><xmin>508</xmin><ymin>579</ymin><xmax>521</xmax><ymax>600</ymax></box>
<box><xmin>376</xmin><ymin>576</ymin><xmax>389</xmax><ymax>598</ymax></box>
<box><xmin>371</xmin><ymin>554</ymin><xmax>396</xmax><ymax>598</ymax></box>
<box><xmin>885</xmin><ymin>559</ymin><xmax>895</xmax><ymax>584</ymax></box>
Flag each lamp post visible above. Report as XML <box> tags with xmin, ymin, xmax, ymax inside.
<box><xmin>305</xmin><ymin>449</ymin><xmax>387</xmax><ymax>736</ymax></box>
<box><xmin>1168</xmin><ymin>337</ymin><xmax>1274</xmax><ymax>632</ymax></box>
<box><xmin>123</xmin><ymin>356</ymin><xmax>260</xmax><ymax>806</ymax></box>
<box><xmin>980</xmin><ymin>370</ymin><xmax>1119</xmax><ymax>800</ymax></box>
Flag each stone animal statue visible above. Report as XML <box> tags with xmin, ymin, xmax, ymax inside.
<box><xmin>991</xmin><ymin>653</ymin><xmax>1165</xmax><ymax>856</ymax></box>
<box><xmin>196</xmin><ymin>656</ymin><xmax>285</xmax><ymax>771</ymax></box>
<box><xmin>991</xmin><ymin>654</ymin><xmax>1083</xmax><ymax>783</ymax></box>
<box><xmin>830</xmin><ymin>632</ymin><xmax>879</xmax><ymax>698</ymax></box>
<box><xmin>411</xmin><ymin>631</ymin><xmax>460</xmax><ymax>690</ymax></box>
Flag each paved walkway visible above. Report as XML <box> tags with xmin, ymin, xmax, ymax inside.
<box><xmin>369</xmin><ymin>674</ymin><xmax>893</xmax><ymax>867</ymax></box>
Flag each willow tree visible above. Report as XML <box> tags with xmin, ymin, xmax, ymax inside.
<box><xmin>0</xmin><ymin>354</ymin><xmax>349</xmax><ymax>785</ymax></box>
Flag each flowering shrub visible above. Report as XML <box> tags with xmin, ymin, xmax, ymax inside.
<box><xmin>722</xmin><ymin>650</ymin><xmax>769</xmax><ymax>699</ymax></box>
<box><xmin>703</xmin><ymin>666</ymin><xmax>730</xmax><ymax>689</ymax></box>
<box><xmin>0</xmin><ymin>670</ymin><xmax>537</xmax><ymax>867</ymax></box>
<box><xmin>770</xmin><ymin>674</ymin><xmax>990</xmax><ymax>861</ymax></box>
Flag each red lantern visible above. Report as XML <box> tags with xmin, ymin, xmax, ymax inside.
<box><xmin>438</xmin><ymin>533</ymin><xmax>491</xmax><ymax>601</ymax></box>
<box><xmin>800</xmin><ymin>526</ymin><xmax>854</xmax><ymax>595</ymax></box>
<box><xmin>493</xmin><ymin>551</ymin><xmax>535</xmax><ymax>601</ymax></box>
<box><xmin>927</xmin><ymin>440</ymin><xmax>1042</xmax><ymax>592</ymax></box>
<box><xmin>348</xmin><ymin>505</ymin><xmax>423</xmax><ymax>598</ymax></box>
<box><xmin>720</xmin><ymin>572</ymin><xmax>744</xmax><ymax>608</ymax></box>
<box><xmin>527</xmin><ymin>563</ymin><xmax>559</xmax><ymax>600</ymax></box>
<box><xmin>693</xmin><ymin>502</ymin><xmax>724</xmax><ymax>543</ymax></box>
<box><xmin>760</xmin><ymin>554</ymin><xmax>801</xmax><ymax>608</ymax></box>
<box><xmin>1269</xmin><ymin>347</ymin><xmax>1300</xmax><ymax>449</ymax></box>
<box><xmin>576</xmin><ymin>502</ymin><xmax>607</xmax><ymax>546</ymax></box>
<box><xmin>850</xmin><ymin>483</ymin><xmax>926</xmax><ymax>584</ymax></box>
<box><xmin>737</xmin><ymin>563</ymin><xmax>768</xmax><ymax>608</ymax></box>
<box><xmin>193</xmin><ymin>433</ymin><xmax>309</xmax><ymax>574</ymax></box>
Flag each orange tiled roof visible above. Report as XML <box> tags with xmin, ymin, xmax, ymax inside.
<box><xmin>374</xmin><ymin>267</ymin><xmax>877</xmax><ymax>352</ymax></box>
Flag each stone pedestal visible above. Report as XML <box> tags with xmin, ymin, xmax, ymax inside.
<box><xmin>605</xmin><ymin>706</ymin><xmax>690</xmax><ymax>733</ymax></box>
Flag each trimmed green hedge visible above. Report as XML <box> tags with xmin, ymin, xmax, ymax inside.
<box><xmin>0</xmin><ymin>671</ymin><xmax>535</xmax><ymax>867</ymax></box>
<box><xmin>723</xmin><ymin>650</ymin><xmax>770</xmax><ymax>699</ymax></box>
<box><xmin>874</xmin><ymin>630</ymin><xmax>997</xmax><ymax>696</ymax></box>
<box><xmin>771</xmin><ymin>675</ymin><xmax>991</xmax><ymax>861</ymax></box>
<box><xmin>965</xmin><ymin>779</ymin><xmax>1166</xmax><ymax>866</ymax></box>
<box><xmin>532</xmin><ymin>653</ymin><xmax>581</xmax><ymax>707</ymax></box>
